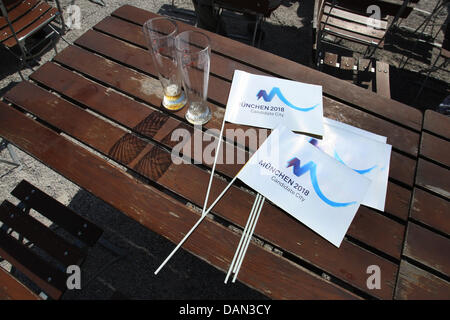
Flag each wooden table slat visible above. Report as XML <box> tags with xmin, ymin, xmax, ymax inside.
<box><xmin>410</xmin><ymin>188</ymin><xmax>450</xmax><ymax>236</ymax></box>
<box><xmin>404</xmin><ymin>223</ymin><xmax>450</xmax><ymax>277</ymax></box>
<box><xmin>423</xmin><ymin>110</ymin><xmax>450</xmax><ymax>140</ymax></box>
<box><xmin>415</xmin><ymin>158</ymin><xmax>450</xmax><ymax>199</ymax></box>
<box><xmin>394</xmin><ymin>260</ymin><xmax>450</xmax><ymax>300</ymax></box>
<box><xmin>420</xmin><ymin>132</ymin><xmax>450</xmax><ymax>168</ymax></box>
<box><xmin>0</xmin><ymin>267</ymin><xmax>41</xmax><ymax>300</ymax></box>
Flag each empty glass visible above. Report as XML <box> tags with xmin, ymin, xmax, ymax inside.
<box><xmin>143</xmin><ymin>17</ymin><xmax>187</xmax><ymax>111</ymax></box>
<box><xmin>175</xmin><ymin>31</ymin><xmax>212</xmax><ymax>125</ymax></box>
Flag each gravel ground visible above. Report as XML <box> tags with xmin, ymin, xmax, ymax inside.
<box><xmin>0</xmin><ymin>0</ymin><xmax>449</xmax><ymax>300</ymax></box>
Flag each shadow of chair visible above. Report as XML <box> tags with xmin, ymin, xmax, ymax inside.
<box><xmin>212</xmin><ymin>0</ymin><xmax>282</xmax><ymax>47</ymax></box>
<box><xmin>413</xmin><ymin>15</ymin><xmax>450</xmax><ymax>104</ymax></box>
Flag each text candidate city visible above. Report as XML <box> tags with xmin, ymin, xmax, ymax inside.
<box><xmin>225</xmin><ymin>70</ymin><xmax>324</xmax><ymax>137</ymax></box>
<box><xmin>309</xmin><ymin>118</ymin><xmax>392</xmax><ymax>211</ymax></box>
<box><xmin>237</xmin><ymin>125</ymin><xmax>371</xmax><ymax>247</ymax></box>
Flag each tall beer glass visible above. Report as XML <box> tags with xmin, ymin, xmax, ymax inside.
<box><xmin>143</xmin><ymin>17</ymin><xmax>186</xmax><ymax>111</ymax></box>
<box><xmin>175</xmin><ymin>31</ymin><xmax>212</xmax><ymax>125</ymax></box>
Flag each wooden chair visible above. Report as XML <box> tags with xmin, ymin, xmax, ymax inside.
<box><xmin>313</xmin><ymin>0</ymin><xmax>413</xmax><ymax>58</ymax></box>
<box><xmin>318</xmin><ymin>52</ymin><xmax>391</xmax><ymax>98</ymax></box>
<box><xmin>0</xmin><ymin>0</ymin><xmax>65</xmax><ymax>80</ymax></box>
<box><xmin>212</xmin><ymin>0</ymin><xmax>281</xmax><ymax>47</ymax></box>
<box><xmin>0</xmin><ymin>180</ymin><xmax>124</xmax><ymax>300</ymax></box>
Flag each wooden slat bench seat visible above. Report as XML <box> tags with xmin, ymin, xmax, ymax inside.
<box><xmin>0</xmin><ymin>180</ymin><xmax>103</xmax><ymax>300</ymax></box>
<box><xmin>0</xmin><ymin>267</ymin><xmax>41</xmax><ymax>300</ymax></box>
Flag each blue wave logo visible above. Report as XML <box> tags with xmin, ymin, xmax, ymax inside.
<box><xmin>287</xmin><ymin>158</ymin><xmax>356</xmax><ymax>207</ymax></box>
<box><xmin>309</xmin><ymin>138</ymin><xmax>377</xmax><ymax>175</ymax></box>
<box><xmin>333</xmin><ymin>151</ymin><xmax>377</xmax><ymax>174</ymax></box>
<box><xmin>257</xmin><ymin>87</ymin><xmax>319</xmax><ymax>111</ymax></box>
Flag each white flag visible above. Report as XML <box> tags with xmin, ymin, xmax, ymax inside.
<box><xmin>236</xmin><ymin>125</ymin><xmax>371</xmax><ymax>247</ymax></box>
<box><xmin>225</xmin><ymin>70</ymin><xmax>324</xmax><ymax>136</ymax></box>
<box><xmin>308</xmin><ymin>118</ymin><xmax>392</xmax><ymax>211</ymax></box>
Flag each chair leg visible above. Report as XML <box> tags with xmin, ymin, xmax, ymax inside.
<box><xmin>53</xmin><ymin>0</ymin><xmax>66</xmax><ymax>34</ymax></box>
<box><xmin>0</xmin><ymin>140</ymin><xmax>21</xmax><ymax>168</ymax></box>
<box><xmin>251</xmin><ymin>15</ymin><xmax>261</xmax><ymax>47</ymax></box>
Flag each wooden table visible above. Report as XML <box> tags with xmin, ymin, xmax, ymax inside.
<box><xmin>0</xmin><ymin>5</ymin><xmax>447</xmax><ymax>299</ymax></box>
<box><xmin>395</xmin><ymin>110</ymin><xmax>450</xmax><ymax>299</ymax></box>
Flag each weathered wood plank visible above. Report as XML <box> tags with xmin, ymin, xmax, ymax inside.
<box><xmin>0</xmin><ymin>101</ymin><xmax>361</xmax><ymax>300</ymax></box>
<box><xmin>404</xmin><ymin>223</ymin><xmax>450</xmax><ymax>276</ymax></box>
<box><xmin>420</xmin><ymin>132</ymin><xmax>450</xmax><ymax>167</ymax></box>
<box><xmin>416</xmin><ymin>159</ymin><xmax>450</xmax><ymax>199</ymax></box>
<box><xmin>0</xmin><ymin>267</ymin><xmax>41</xmax><ymax>300</ymax></box>
<box><xmin>410</xmin><ymin>188</ymin><xmax>450</xmax><ymax>236</ymax></box>
<box><xmin>395</xmin><ymin>260</ymin><xmax>450</xmax><ymax>300</ymax></box>
<box><xmin>423</xmin><ymin>110</ymin><xmax>450</xmax><ymax>140</ymax></box>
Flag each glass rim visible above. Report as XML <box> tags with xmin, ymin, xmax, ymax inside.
<box><xmin>143</xmin><ymin>17</ymin><xmax>178</xmax><ymax>40</ymax></box>
<box><xmin>175</xmin><ymin>30</ymin><xmax>211</xmax><ymax>55</ymax></box>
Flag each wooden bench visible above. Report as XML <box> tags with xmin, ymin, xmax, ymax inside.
<box><xmin>0</xmin><ymin>180</ymin><xmax>103</xmax><ymax>300</ymax></box>
<box><xmin>395</xmin><ymin>110</ymin><xmax>450</xmax><ymax>299</ymax></box>
<box><xmin>0</xmin><ymin>266</ymin><xmax>41</xmax><ymax>300</ymax></box>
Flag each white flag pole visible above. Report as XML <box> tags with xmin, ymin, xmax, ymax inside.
<box><xmin>230</xmin><ymin>193</ymin><xmax>263</xmax><ymax>276</ymax></box>
<box><xmin>200</xmin><ymin>116</ymin><xmax>226</xmax><ymax>217</ymax></box>
<box><xmin>232</xmin><ymin>196</ymin><xmax>265</xmax><ymax>282</ymax></box>
<box><xmin>154</xmin><ymin>174</ymin><xmax>237</xmax><ymax>275</ymax></box>
<box><xmin>224</xmin><ymin>193</ymin><xmax>262</xmax><ymax>284</ymax></box>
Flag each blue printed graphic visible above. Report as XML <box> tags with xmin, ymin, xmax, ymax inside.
<box><xmin>287</xmin><ymin>158</ymin><xmax>356</xmax><ymax>207</ymax></box>
<box><xmin>257</xmin><ymin>87</ymin><xmax>319</xmax><ymax>111</ymax></box>
<box><xmin>309</xmin><ymin>138</ymin><xmax>377</xmax><ymax>175</ymax></box>
<box><xmin>333</xmin><ymin>151</ymin><xmax>377</xmax><ymax>174</ymax></box>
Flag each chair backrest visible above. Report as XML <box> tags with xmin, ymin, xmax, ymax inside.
<box><xmin>0</xmin><ymin>180</ymin><xmax>103</xmax><ymax>300</ymax></box>
<box><xmin>334</xmin><ymin>0</ymin><xmax>413</xmax><ymax>19</ymax></box>
<box><xmin>0</xmin><ymin>0</ymin><xmax>60</xmax><ymax>48</ymax></box>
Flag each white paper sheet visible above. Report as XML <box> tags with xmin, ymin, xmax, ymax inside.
<box><xmin>237</xmin><ymin>125</ymin><xmax>371</xmax><ymax>247</ymax></box>
<box><xmin>225</xmin><ymin>70</ymin><xmax>324</xmax><ymax>136</ymax></box>
<box><xmin>307</xmin><ymin>118</ymin><xmax>392</xmax><ymax>211</ymax></box>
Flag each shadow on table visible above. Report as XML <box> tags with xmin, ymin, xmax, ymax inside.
<box><xmin>390</xmin><ymin>65</ymin><xmax>450</xmax><ymax>112</ymax></box>
<box><xmin>62</xmin><ymin>188</ymin><xmax>268</xmax><ymax>300</ymax></box>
